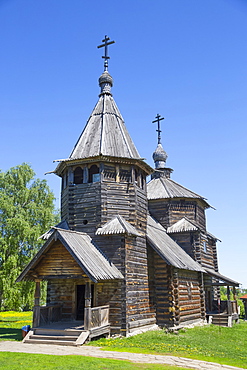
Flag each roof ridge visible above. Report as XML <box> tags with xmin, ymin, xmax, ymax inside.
<box><xmin>168</xmin><ymin>178</ymin><xmax>206</xmax><ymax>200</ymax></box>
<box><xmin>53</xmin><ymin>227</ymin><xmax>89</xmax><ymax>237</ymax></box>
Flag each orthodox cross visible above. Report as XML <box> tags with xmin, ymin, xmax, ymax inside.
<box><xmin>152</xmin><ymin>114</ymin><xmax>165</xmax><ymax>144</ymax></box>
<box><xmin>97</xmin><ymin>35</ymin><xmax>115</xmax><ymax>71</ymax></box>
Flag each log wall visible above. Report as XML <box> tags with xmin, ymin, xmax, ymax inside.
<box><xmin>47</xmin><ymin>278</ymin><xmax>83</xmax><ymax>320</ymax></box>
<box><xmin>148</xmin><ymin>199</ymin><xmax>206</xmax><ymax>231</ymax></box>
<box><xmin>176</xmin><ymin>269</ymin><xmax>203</xmax><ymax>324</ymax></box>
<box><xmin>34</xmin><ymin>241</ymin><xmax>87</xmax><ymax>280</ymax></box>
<box><xmin>147</xmin><ymin>246</ymin><xmax>204</xmax><ymax>327</ymax></box>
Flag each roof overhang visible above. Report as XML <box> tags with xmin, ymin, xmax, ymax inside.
<box><xmin>204</xmin><ymin>268</ymin><xmax>240</xmax><ymax>286</ymax></box>
<box><xmin>16</xmin><ymin>228</ymin><xmax>123</xmax><ymax>283</ymax></box>
<box><xmin>53</xmin><ymin>155</ymin><xmax>154</xmax><ymax>177</ymax></box>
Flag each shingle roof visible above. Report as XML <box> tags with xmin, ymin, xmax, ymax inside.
<box><xmin>70</xmin><ymin>93</ymin><xmax>140</xmax><ymax>160</ymax></box>
<box><xmin>96</xmin><ymin>215</ymin><xmax>140</xmax><ymax>236</ymax></box>
<box><xmin>147</xmin><ymin>176</ymin><xmax>211</xmax><ymax>208</ymax></box>
<box><xmin>147</xmin><ymin>215</ymin><xmax>205</xmax><ymax>272</ymax></box>
<box><xmin>167</xmin><ymin>217</ymin><xmax>199</xmax><ymax>233</ymax></box>
<box><xmin>166</xmin><ymin>217</ymin><xmax>221</xmax><ymax>241</ymax></box>
<box><xmin>17</xmin><ymin>228</ymin><xmax>123</xmax><ymax>283</ymax></box>
<box><xmin>39</xmin><ymin>220</ymin><xmax>69</xmax><ymax>240</ymax></box>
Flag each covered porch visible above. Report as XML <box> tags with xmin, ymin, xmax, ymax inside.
<box><xmin>16</xmin><ymin>227</ymin><xmax>123</xmax><ymax>345</ymax></box>
<box><xmin>204</xmin><ymin>268</ymin><xmax>240</xmax><ymax>327</ymax></box>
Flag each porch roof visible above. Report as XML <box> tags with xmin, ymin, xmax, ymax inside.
<box><xmin>17</xmin><ymin>228</ymin><xmax>124</xmax><ymax>283</ymax></box>
<box><xmin>204</xmin><ymin>268</ymin><xmax>240</xmax><ymax>286</ymax></box>
<box><xmin>147</xmin><ymin>215</ymin><xmax>205</xmax><ymax>272</ymax></box>
<box><xmin>96</xmin><ymin>215</ymin><xmax>140</xmax><ymax>236</ymax></box>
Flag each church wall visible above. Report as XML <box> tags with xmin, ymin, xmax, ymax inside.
<box><xmin>147</xmin><ymin>247</ymin><xmax>204</xmax><ymax>328</ymax></box>
<box><xmin>168</xmin><ymin>232</ymin><xmax>196</xmax><ymax>260</ymax></box>
<box><xmin>125</xmin><ymin>236</ymin><xmax>156</xmax><ymax>333</ymax></box>
<box><xmin>148</xmin><ymin>200</ymin><xmax>169</xmax><ymax>229</ymax></box>
<box><xmin>47</xmin><ymin>279</ymin><xmax>83</xmax><ymax>321</ymax></box>
<box><xmin>176</xmin><ymin>270</ymin><xmax>203</xmax><ymax>324</ymax></box>
<box><xmin>95</xmin><ymin>234</ymin><xmax>155</xmax><ymax>334</ymax></box>
<box><xmin>194</xmin><ymin>234</ymin><xmax>217</xmax><ymax>270</ymax></box>
<box><xmin>93</xmin><ymin>235</ymin><xmax>126</xmax><ymax>276</ymax></box>
<box><xmin>148</xmin><ymin>199</ymin><xmax>206</xmax><ymax>231</ymax></box>
<box><xmin>153</xmin><ymin>251</ymin><xmax>172</xmax><ymax>327</ymax></box>
<box><xmin>96</xmin><ymin>280</ymin><xmax>123</xmax><ymax>335</ymax></box>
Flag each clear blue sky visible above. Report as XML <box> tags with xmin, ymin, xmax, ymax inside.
<box><xmin>0</xmin><ymin>0</ymin><xmax>246</xmax><ymax>287</ymax></box>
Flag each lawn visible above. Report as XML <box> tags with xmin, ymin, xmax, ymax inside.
<box><xmin>0</xmin><ymin>352</ymin><xmax>191</xmax><ymax>370</ymax></box>
<box><xmin>0</xmin><ymin>311</ymin><xmax>32</xmax><ymax>341</ymax></box>
<box><xmin>91</xmin><ymin>322</ymin><xmax>247</xmax><ymax>369</ymax></box>
<box><xmin>0</xmin><ymin>311</ymin><xmax>246</xmax><ymax>369</ymax></box>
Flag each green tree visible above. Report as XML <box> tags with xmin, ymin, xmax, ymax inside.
<box><xmin>0</xmin><ymin>163</ymin><xmax>59</xmax><ymax>310</ymax></box>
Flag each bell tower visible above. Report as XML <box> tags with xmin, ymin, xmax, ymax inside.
<box><xmin>53</xmin><ymin>37</ymin><xmax>155</xmax><ymax>334</ymax></box>
<box><xmin>54</xmin><ymin>36</ymin><xmax>152</xmax><ymax>237</ymax></box>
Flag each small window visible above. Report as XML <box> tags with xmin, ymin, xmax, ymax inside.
<box><xmin>89</xmin><ymin>165</ymin><xmax>100</xmax><ymax>183</ymax></box>
<box><xmin>74</xmin><ymin>167</ymin><xmax>83</xmax><ymax>184</ymax></box>
<box><xmin>188</xmin><ymin>283</ymin><xmax>193</xmax><ymax>300</ymax></box>
<box><xmin>62</xmin><ymin>172</ymin><xmax>68</xmax><ymax>189</ymax></box>
<box><xmin>203</xmin><ymin>241</ymin><xmax>207</xmax><ymax>253</ymax></box>
<box><xmin>134</xmin><ymin>169</ymin><xmax>138</xmax><ymax>183</ymax></box>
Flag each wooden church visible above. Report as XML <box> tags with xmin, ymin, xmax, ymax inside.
<box><xmin>17</xmin><ymin>37</ymin><xmax>240</xmax><ymax>345</ymax></box>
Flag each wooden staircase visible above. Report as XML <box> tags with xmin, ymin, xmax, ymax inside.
<box><xmin>23</xmin><ymin>328</ymin><xmax>90</xmax><ymax>346</ymax></box>
<box><xmin>209</xmin><ymin>313</ymin><xmax>232</xmax><ymax>327</ymax></box>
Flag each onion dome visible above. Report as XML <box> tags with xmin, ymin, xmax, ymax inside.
<box><xmin>99</xmin><ymin>71</ymin><xmax>113</xmax><ymax>95</ymax></box>
<box><xmin>153</xmin><ymin>143</ymin><xmax>168</xmax><ymax>169</ymax></box>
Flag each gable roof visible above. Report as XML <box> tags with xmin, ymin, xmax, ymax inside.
<box><xmin>39</xmin><ymin>219</ymin><xmax>69</xmax><ymax>240</ymax></box>
<box><xmin>167</xmin><ymin>217</ymin><xmax>199</xmax><ymax>233</ymax></box>
<box><xmin>147</xmin><ymin>176</ymin><xmax>211</xmax><ymax>208</ymax></box>
<box><xmin>147</xmin><ymin>215</ymin><xmax>205</xmax><ymax>272</ymax></box>
<box><xmin>166</xmin><ymin>217</ymin><xmax>221</xmax><ymax>241</ymax></box>
<box><xmin>17</xmin><ymin>228</ymin><xmax>123</xmax><ymax>283</ymax></box>
<box><xmin>96</xmin><ymin>215</ymin><xmax>140</xmax><ymax>236</ymax></box>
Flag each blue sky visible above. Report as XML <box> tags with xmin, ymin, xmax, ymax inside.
<box><xmin>0</xmin><ymin>0</ymin><xmax>246</xmax><ymax>287</ymax></box>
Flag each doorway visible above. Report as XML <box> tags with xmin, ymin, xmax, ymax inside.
<box><xmin>76</xmin><ymin>285</ymin><xmax>85</xmax><ymax>320</ymax></box>
<box><xmin>76</xmin><ymin>284</ymin><xmax>94</xmax><ymax>320</ymax></box>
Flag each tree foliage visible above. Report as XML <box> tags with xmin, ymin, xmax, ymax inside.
<box><xmin>0</xmin><ymin>163</ymin><xmax>59</xmax><ymax>310</ymax></box>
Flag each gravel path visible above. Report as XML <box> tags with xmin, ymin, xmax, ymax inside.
<box><xmin>0</xmin><ymin>341</ymin><xmax>245</xmax><ymax>370</ymax></box>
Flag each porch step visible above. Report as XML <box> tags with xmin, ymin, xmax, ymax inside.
<box><xmin>210</xmin><ymin>314</ymin><xmax>231</xmax><ymax>327</ymax></box>
<box><xmin>23</xmin><ymin>329</ymin><xmax>90</xmax><ymax>346</ymax></box>
<box><xmin>28</xmin><ymin>335</ymin><xmax>78</xmax><ymax>341</ymax></box>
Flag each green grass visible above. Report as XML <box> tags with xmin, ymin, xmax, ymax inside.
<box><xmin>90</xmin><ymin>322</ymin><xmax>247</xmax><ymax>369</ymax></box>
<box><xmin>0</xmin><ymin>312</ymin><xmax>246</xmax><ymax>369</ymax></box>
<box><xmin>0</xmin><ymin>311</ymin><xmax>32</xmax><ymax>341</ymax></box>
<box><xmin>0</xmin><ymin>352</ymin><xmax>192</xmax><ymax>370</ymax></box>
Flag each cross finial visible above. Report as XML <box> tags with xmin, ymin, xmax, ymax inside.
<box><xmin>152</xmin><ymin>114</ymin><xmax>165</xmax><ymax>144</ymax></box>
<box><xmin>97</xmin><ymin>35</ymin><xmax>115</xmax><ymax>71</ymax></box>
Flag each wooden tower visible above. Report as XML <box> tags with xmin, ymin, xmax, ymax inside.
<box><xmin>53</xmin><ymin>37</ymin><xmax>155</xmax><ymax>335</ymax></box>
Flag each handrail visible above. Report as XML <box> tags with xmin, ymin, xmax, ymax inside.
<box><xmin>84</xmin><ymin>305</ymin><xmax>109</xmax><ymax>330</ymax></box>
<box><xmin>33</xmin><ymin>304</ymin><xmax>62</xmax><ymax>327</ymax></box>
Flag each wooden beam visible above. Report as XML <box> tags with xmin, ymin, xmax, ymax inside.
<box><xmin>33</xmin><ymin>279</ymin><xmax>41</xmax><ymax>327</ymax></box>
<box><xmin>84</xmin><ymin>281</ymin><xmax>92</xmax><ymax>330</ymax></box>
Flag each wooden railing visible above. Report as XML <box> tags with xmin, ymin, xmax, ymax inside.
<box><xmin>231</xmin><ymin>300</ymin><xmax>238</xmax><ymax>314</ymax></box>
<box><xmin>33</xmin><ymin>304</ymin><xmax>62</xmax><ymax>327</ymax></box>
<box><xmin>84</xmin><ymin>305</ymin><xmax>109</xmax><ymax>330</ymax></box>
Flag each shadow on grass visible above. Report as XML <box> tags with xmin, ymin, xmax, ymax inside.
<box><xmin>0</xmin><ymin>327</ymin><xmax>22</xmax><ymax>341</ymax></box>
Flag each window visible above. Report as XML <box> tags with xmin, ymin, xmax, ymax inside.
<box><xmin>89</xmin><ymin>165</ymin><xmax>100</xmax><ymax>183</ymax></box>
<box><xmin>203</xmin><ymin>241</ymin><xmax>207</xmax><ymax>253</ymax></box>
<box><xmin>74</xmin><ymin>167</ymin><xmax>83</xmax><ymax>184</ymax></box>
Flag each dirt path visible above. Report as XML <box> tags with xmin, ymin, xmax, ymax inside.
<box><xmin>0</xmin><ymin>341</ymin><xmax>244</xmax><ymax>370</ymax></box>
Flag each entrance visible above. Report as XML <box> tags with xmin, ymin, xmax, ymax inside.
<box><xmin>76</xmin><ymin>284</ymin><xmax>94</xmax><ymax>320</ymax></box>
